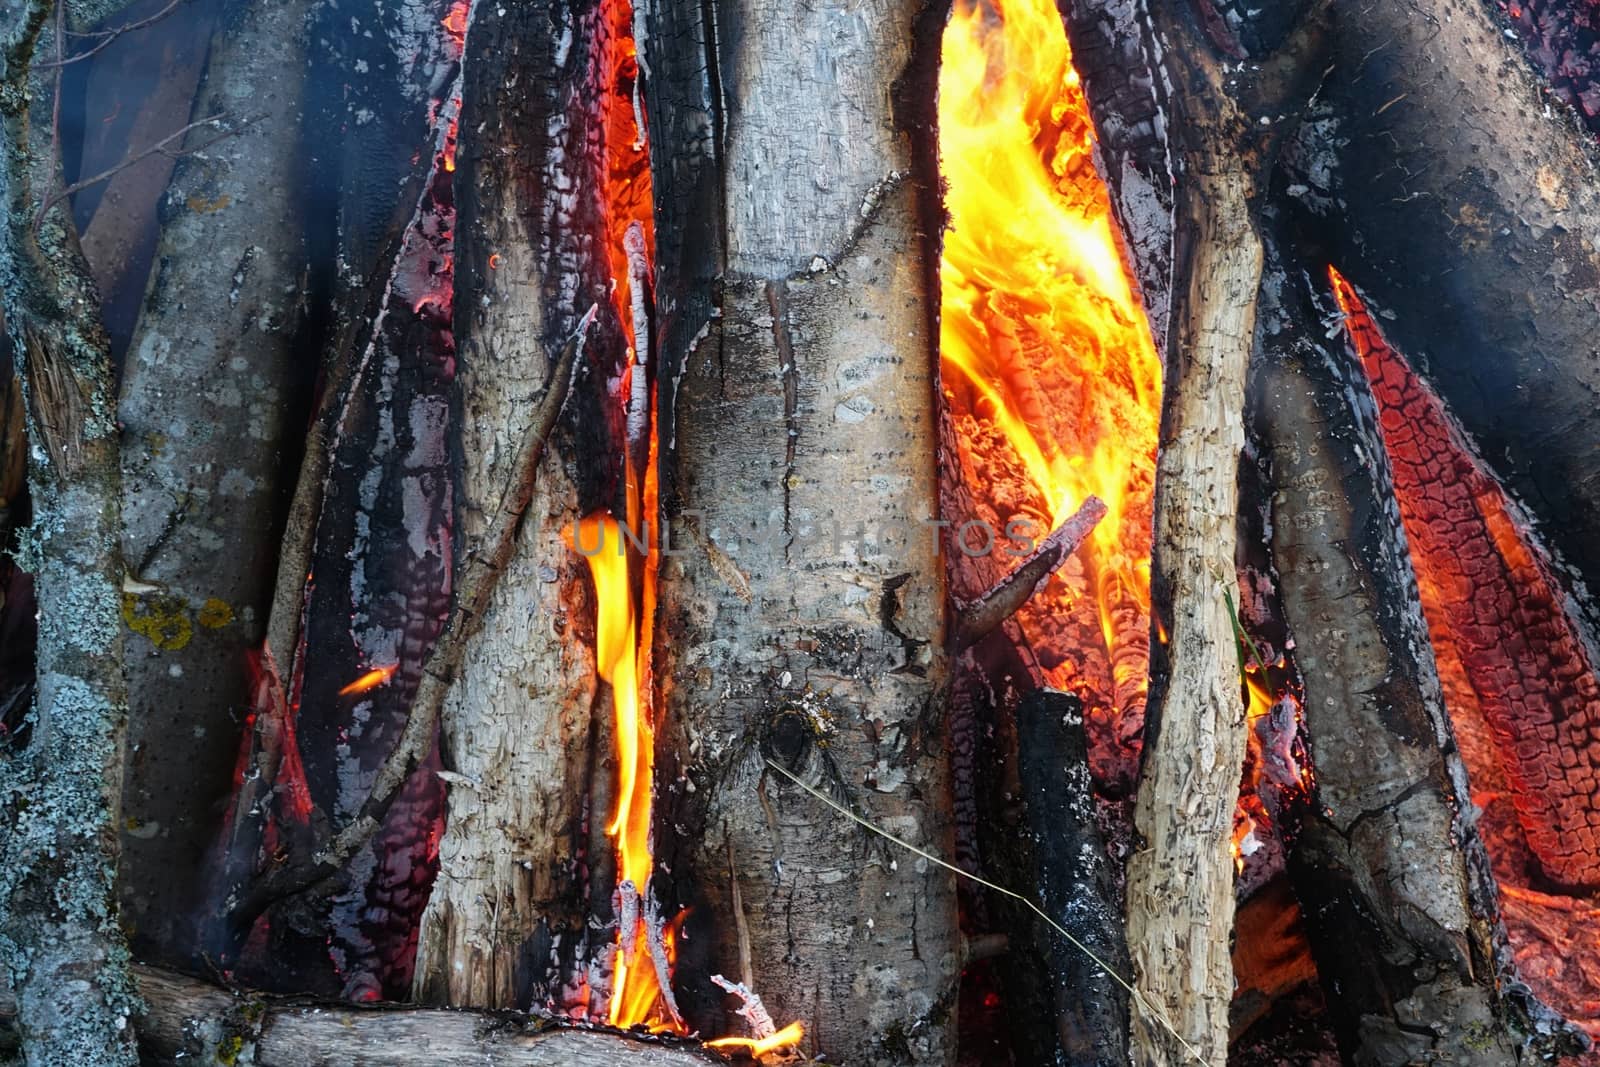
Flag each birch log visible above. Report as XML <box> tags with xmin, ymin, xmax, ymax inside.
<box><xmin>412</xmin><ymin>0</ymin><xmax>627</xmax><ymax>1009</ymax></box>
<box><xmin>643</xmin><ymin>0</ymin><xmax>958</xmax><ymax>1060</ymax></box>
<box><xmin>117</xmin><ymin>0</ymin><xmax>312</xmax><ymax>965</ymax></box>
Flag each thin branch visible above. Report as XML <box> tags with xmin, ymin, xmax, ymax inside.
<box><xmin>31</xmin><ymin>114</ymin><xmax>237</xmax><ymax>235</ymax></box>
<box><xmin>37</xmin><ymin>0</ymin><xmax>185</xmax><ymax>67</ymax></box>
<box><xmin>953</xmin><ymin>496</ymin><xmax>1107</xmax><ymax>649</ymax></box>
<box><xmin>765</xmin><ymin>760</ymin><xmax>1212</xmax><ymax>1067</ymax></box>
<box><xmin>224</xmin><ymin>306</ymin><xmax>599</xmax><ymax>933</ymax></box>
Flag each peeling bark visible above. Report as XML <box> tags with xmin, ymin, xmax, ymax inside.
<box><xmin>116</xmin><ymin>0</ymin><xmax>312</xmax><ymax>967</ymax></box>
<box><xmin>0</xmin><ymin>6</ymin><xmax>139</xmax><ymax>1064</ymax></box>
<box><xmin>644</xmin><ymin>0</ymin><xmax>958</xmax><ymax>1060</ymax></box>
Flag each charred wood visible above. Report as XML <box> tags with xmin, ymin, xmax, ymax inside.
<box><xmin>1308</xmin><ymin>0</ymin><xmax>1600</xmax><ymax>622</ymax></box>
<box><xmin>413</xmin><ymin>0</ymin><xmax>635</xmax><ymax>1010</ymax></box>
<box><xmin>1016</xmin><ymin>690</ymin><xmax>1130</xmax><ymax>1066</ymax></box>
<box><xmin>1248</xmin><ymin>234</ymin><xmax>1578</xmax><ymax>1064</ymax></box>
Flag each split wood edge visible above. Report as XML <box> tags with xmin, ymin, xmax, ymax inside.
<box><xmin>225</xmin><ymin>306</ymin><xmax>599</xmax><ymax>930</ymax></box>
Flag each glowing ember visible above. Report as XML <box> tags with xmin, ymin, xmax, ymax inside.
<box><xmin>706</xmin><ymin>1021</ymin><xmax>808</xmax><ymax>1058</ymax></box>
<box><xmin>1332</xmin><ymin>267</ymin><xmax>1600</xmax><ymax>1050</ymax></box>
<box><xmin>337</xmin><ymin>664</ymin><xmax>398</xmax><ymax>696</ymax></box>
<box><xmin>441</xmin><ymin>0</ymin><xmax>468</xmax><ymax>51</ymax></box>
<box><xmin>939</xmin><ymin>0</ymin><xmax>1161</xmax><ymax>786</ymax></box>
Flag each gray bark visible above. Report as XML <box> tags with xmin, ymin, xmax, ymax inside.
<box><xmin>0</xmin><ymin>6</ymin><xmax>139</xmax><ymax>1065</ymax></box>
<box><xmin>643</xmin><ymin>0</ymin><xmax>958</xmax><ymax>1060</ymax></box>
<box><xmin>0</xmin><ymin>963</ymin><xmax>719</xmax><ymax>1067</ymax></box>
<box><xmin>116</xmin><ymin>0</ymin><xmax>312</xmax><ymax>965</ymax></box>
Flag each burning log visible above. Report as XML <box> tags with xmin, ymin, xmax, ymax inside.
<box><xmin>1308</xmin><ymin>0</ymin><xmax>1600</xmax><ymax>607</ymax></box>
<box><xmin>413</xmin><ymin>0</ymin><xmax>640</xmax><ymax>1011</ymax></box>
<box><xmin>643</xmin><ymin>0</ymin><xmax>957</xmax><ymax>1056</ymax></box>
<box><xmin>115</xmin><ymin>0</ymin><xmax>312</xmax><ymax>966</ymax></box>
<box><xmin>1247</xmin><ymin>246</ymin><xmax>1545</xmax><ymax>1063</ymax></box>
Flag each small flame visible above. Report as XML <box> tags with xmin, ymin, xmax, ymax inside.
<box><xmin>338</xmin><ymin>664</ymin><xmax>398</xmax><ymax>696</ymax></box>
<box><xmin>706</xmin><ymin>1021</ymin><xmax>808</xmax><ymax>1058</ymax></box>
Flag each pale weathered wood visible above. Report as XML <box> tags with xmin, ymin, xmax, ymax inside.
<box><xmin>1123</xmin><ymin>169</ymin><xmax>1258</xmax><ymax>1067</ymax></box>
<box><xmin>51</xmin><ymin>965</ymin><xmax>721</xmax><ymax>1066</ymax></box>
<box><xmin>644</xmin><ymin>0</ymin><xmax>958</xmax><ymax>1059</ymax></box>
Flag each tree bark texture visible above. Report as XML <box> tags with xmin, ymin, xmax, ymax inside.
<box><xmin>412</xmin><ymin>0</ymin><xmax>631</xmax><ymax>1010</ymax></box>
<box><xmin>1124</xmin><ymin>168</ymin><xmax>1258</xmax><ymax>1067</ymax></box>
<box><xmin>0</xmin><ymin>7</ymin><xmax>139</xmax><ymax>1065</ymax></box>
<box><xmin>0</xmin><ymin>964</ymin><xmax>717</xmax><ymax>1066</ymax></box>
<box><xmin>1312</xmin><ymin>0</ymin><xmax>1600</xmax><ymax>616</ymax></box>
<box><xmin>644</xmin><ymin>0</ymin><xmax>958</xmax><ymax>1061</ymax></box>
<box><xmin>116</xmin><ymin>0</ymin><xmax>313</xmax><ymax>966</ymax></box>
<box><xmin>1248</xmin><ymin>242</ymin><xmax>1551</xmax><ymax>1064</ymax></box>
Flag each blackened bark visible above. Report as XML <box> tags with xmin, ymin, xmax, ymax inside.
<box><xmin>1311</xmin><ymin>0</ymin><xmax>1600</xmax><ymax>621</ymax></box>
<box><xmin>1016</xmin><ymin>690</ymin><xmax>1130</xmax><ymax>1066</ymax></box>
<box><xmin>1248</xmin><ymin>233</ymin><xmax>1576</xmax><ymax>1063</ymax></box>
<box><xmin>414</xmin><ymin>0</ymin><xmax>633</xmax><ymax>1010</ymax></box>
<box><xmin>0</xmin><ymin>6</ymin><xmax>139</xmax><ymax>1064</ymax></box>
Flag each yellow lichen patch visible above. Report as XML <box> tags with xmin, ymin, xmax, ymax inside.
<box><xmin>122</xmin><ymin>592</ymin><xmax>194</xmax><ymax>651</ymax></box>
<box><xmin>197</xmin><ymin>597</ymin><xmax>235</xmax><ymax>629</ymax></box>
<box><xmin>186</xmin><ymin>193</ymin><xmax>232</xmax><ymax>214</ymax></box>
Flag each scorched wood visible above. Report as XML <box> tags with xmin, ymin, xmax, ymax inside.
<box><xmin>643</xmin><ymin>0</ymin><xmax>959</xmax><ymax>1058</ymax></box>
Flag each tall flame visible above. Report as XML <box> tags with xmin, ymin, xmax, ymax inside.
<box><xmin>939</xmin><ymin>0</ymin><xmax>1161</xmax><ymax>767</ymax></box>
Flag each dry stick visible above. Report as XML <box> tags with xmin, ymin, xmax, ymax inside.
<box><xmin>32</xmin><ymin>114</ymin><xmax>237</xmax><ymax>234</ymax></box>
<box><xmin>37</xmin><ymin>0</ymin><xmax>186</xmax><ymax>67</ymax></box>
<box><xmin>229</xmin><ymin>306</ymin><xmax>599</xmax><ymax>926</ymax></box>
<box><xmin>954</xmin><ymin>495</ymin><xmax>1108</xmax><ymax>649</ymax></box>
<box><xmin>763</xmin><ymin>760</ymin><xmax>1213</xmax><ymax>1067</ymax></box>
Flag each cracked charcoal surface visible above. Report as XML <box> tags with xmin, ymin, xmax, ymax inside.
<box><xmin>1342</xmin><ymin>285</ymin><xmax>1600</xmax><ymax>889</ymax></box>
<box><xmin>1497</xmin><ymin>0</ymin><xmax>1600</xmax><ymax>137</ymax></box>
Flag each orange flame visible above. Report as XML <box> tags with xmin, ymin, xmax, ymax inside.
<box><xmin>706</xmin><ymin>1021</ymin><xmax>808</xmax><ymax>1058</ymax></box>
<box><xmin>441</xmin><ymin>0</ymin><xmax>468</xmax><ymax>53</ymax></box>
<box><xmin>939</xmin><ymin>0</ymin><xmax>1160</xmax><ymax>748</ymax></box>
<box><xmin>337</xmin><ymin>664</ymin><xmax>398</xmax><ymax>696</ymax></box>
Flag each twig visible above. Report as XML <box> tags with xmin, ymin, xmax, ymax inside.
<box><xmin>225</xmin><ymin>305</ymin><xmax>598</xmax><ymax>931</ymax></box>
<box><xmin>32</xmin><ymin>114</ymin><xmax>237</xmax><ymax>235</ymax></box>
<box><xmin>39</xmin><ymin>0</ymin><xmax>185</xmax><ymax>67</ymax></box>
<box><xmin>953</xmin><ymin>496</ymin><xmax>1107</xmax><ymax>649</ymax></box>
<box><xmin>764</xmin><ymin>759</ymin><xmax>1213</xmax><ymax>1067</ymax></box>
